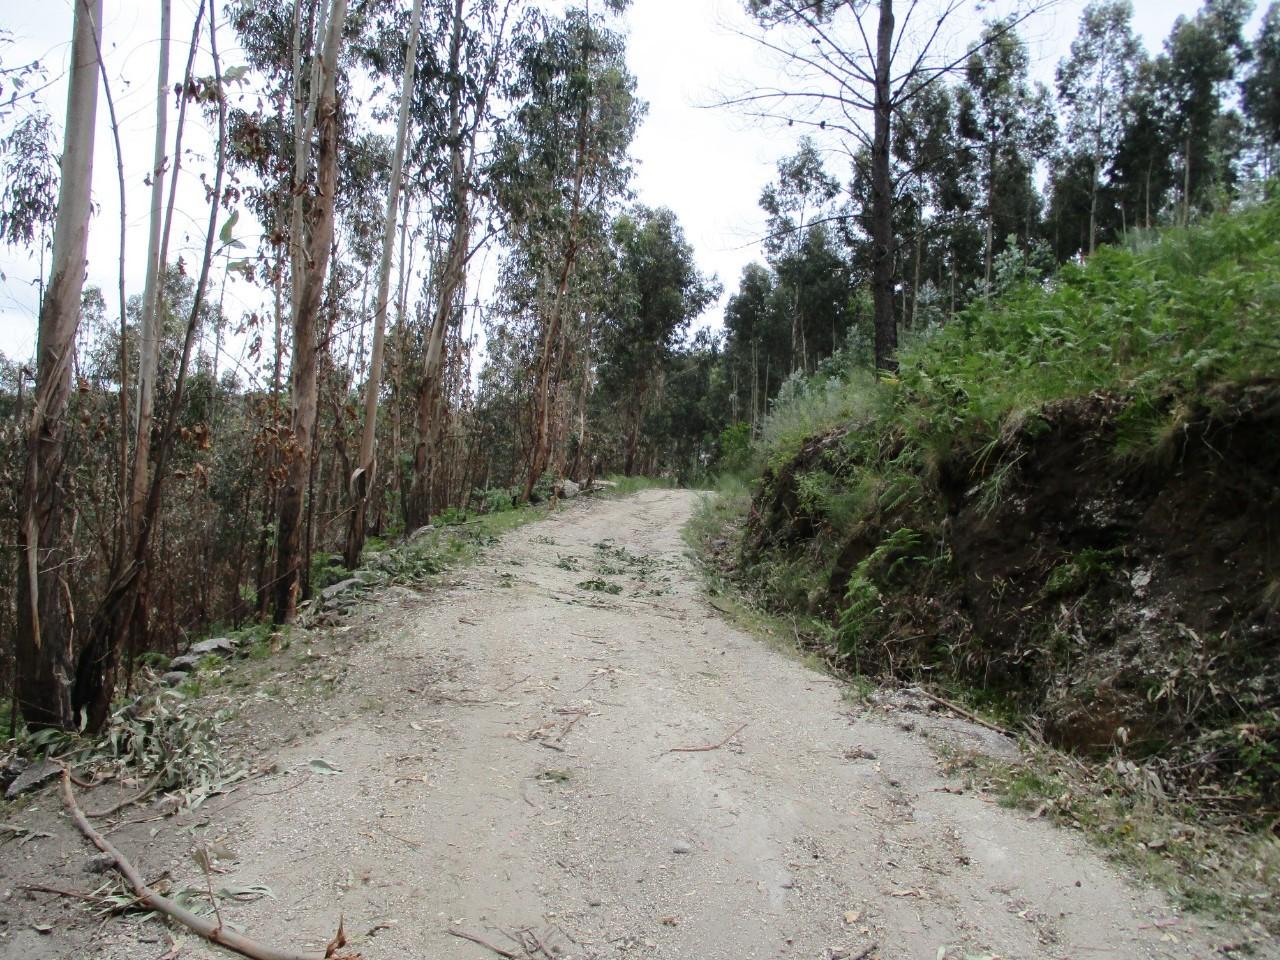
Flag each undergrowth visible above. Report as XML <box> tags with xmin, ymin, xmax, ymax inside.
<box><xmin>4</xmin><ymin>498</ymin><xmax>553</xmax><ymax>808</ymax></box>
<box><xmin>695</xmin><ymin>195</ymin><xmax>1280</xmax><ymax>929</ymax></box>
<box><xmin>942</xmin><ymin>741</ymin><xmax>1280</xmax><ymax>932</ymax></box>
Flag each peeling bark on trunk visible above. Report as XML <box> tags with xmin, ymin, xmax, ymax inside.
<box><xmin>274</xmin><ymin>0</ymin><xmax>347</xmax><ymax>624</ymax></box>
<box><xmin>15</xmin><ymin>0</ymin><xmax>103</xmax><ymax>729</ymax></box>
<box><xmin>72</xmin><ymin>1</ymin><xmax>228</xmax><ymax>733</ymax></box>
<box><xmin>407</xmin><ymin>0</ymin><xmax>505</xmax><ymax>527</ymax></box>
<box><xmin>346</xmin><ymin>0</ymin><xmax>421</xmax><ymax>567</ymax></box>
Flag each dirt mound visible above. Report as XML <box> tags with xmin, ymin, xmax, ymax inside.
<box><xmin>739</xmin><ymin>379</ymin><xmax>1280</xmax><ymax>811</ymax></box>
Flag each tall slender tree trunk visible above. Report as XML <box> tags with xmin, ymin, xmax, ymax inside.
<box><xmin>346</xmin><ymin>0</ymin><xmax>422</xmax><ymax>568</ymax></box>
<box><xmin>524</xmin><ymin>153</ymin><xmax>587</xmax><ymax>498</ymax></box>
<box><xmin>389</xmin><ymin>192</ymin><xmax>412</xmax><ymax>527</ymax></box>
<box><xmin>274</xmin><ymin>0</ymin><xmax>348</xmax><ymax>623</ymax></box>
<box><xmin>132</xmin><ymin>0</ymin><xmax>171</xmax><ymax>543</ymax></box>
<box><xmin>73</xmin><ymin>1</ymin><xmax>228</xmax><ymax>733</ymax></box>
<box><xmin>909</xmin><ymin>217</ymin><xmax>922</xmax><ymax>329</ymax></box>
<box><xmin>1144</xmin><ymin>160</ymin><xmax>1152</xmax><ymax>229</ymax></box>
<box><xmin>983</xmin><ymin>142</ymin><xmax>996</xmax><ymax>297</ymax></box>
<box><xmin>1182</xmin><ymin>132</ymin><xmax>1192</xmax><ymax>226</ymax></box>
<box><xmin>869</xmin><ymin>0</ymin><xmax>898</xmax><ymax>374</ymax></box>
<box><xmin>15</xmin><ymin>0</ymin><xmax>103</xmax><ymax>729</ymax></box>
<box><xmin>408</xmin><ymin>0</ymin><xmax>474</xmax><ymax>528</ymax></box>
<box><xmin>1088</xmin><ymin>88</ymin><xmax>1104</xmax><ymax>255</ymax></box>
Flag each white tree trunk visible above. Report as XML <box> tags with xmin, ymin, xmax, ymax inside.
<box><xmin>131</xmin><ymin>0</ymin><xmax>171</xmax><ymax>534</ymax></box>
<box><xmin>346</xmin><ymin>0</ymin><xmax>422</xmax><ymax>566</ymax></box>
<box><xmin>15</xmin><ymin>0</ymin><xmax>104</xmax><ymax>728</ymax></box>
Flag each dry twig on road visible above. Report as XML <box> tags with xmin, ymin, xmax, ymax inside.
<box><xmin>667</xmin><ymin>722</ymin><xmax>749</xmax><ymax>754</ymax></box>
<box><xmin>446</xmin><ymin>927</ymin><xmax>519</xmax><ymax>958</ymax></box>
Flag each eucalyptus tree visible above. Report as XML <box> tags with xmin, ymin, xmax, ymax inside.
<box><xmin>74</xmin><ymin>1</ymin><xmax>233</xmax><ymax>732</ymax></box>
<box><xmin>0</xmin><ymin>112</ymin><xmax>58</xmax><ymax>256</ymax></box>
<box><xmin>1055</xmin><ymin>0</ymin><xmax>1142</xmax><ymax>253</ymax></box>
<box><xmin>734</xmin><ymin>0</ymin><xmax>1051</xmax><ymax>374</ymax></box>
<box><xmin>721</xmin><ymin>262</ymin><xmax>789</xmax><ymax>428</ymax></box>
<box><xmin>597</xmin><ymin>206</ymin><xmax>718</xmax><ymax>476</ymax></box>
<box><xmin>890</xmin><ymin>82</ymin><xmax>973</xmax><ymax>323</ymax></box>
<box><xmin>345</xmin><ymin>0</ymin><xmax>423</xmax><ymax>568</ymax></box>
<box><xmin>1243</xmin><ymin>3</ymin><xmax>1280</xmax><ymax>174</ymax></box>
<box><xmin>1158</xmin><ymin>0</ymin><xmax>1253</xmax><ymax>221</ymax></box>
<box><xmin>131</xmin><ymin>0</ymin><xmax>172</xmax><ymax>550</ymax></box>
<box><xmin>406</xmin><ymin>0</ymin><xmax>519</xmax><ymax>528</ymax></box>
<box><xmin>492</xmin><ymin>3</ymin><xmax>641</xmax><ymax>500</ymax></box>
<box><xmin>957</xmin><ymin>20</ymin><xmax>1054</xmax><ymax>294</ymax></box>
<box><xmin>14</xmin><ymin>0</ymin><xmax>102</xmax><ymax>729</ymax></box>
<box><xmin>1110</xmin><ymin>59</ymin><xmax>1175</xmax><ymax>230</ymax></box>
<box><xmin>759</xmin><ymin>138</ymin><xmax>840</xmax><ymax>374</ymax></box>
<box><xmin>274</xmin><ymin>0</ymin><xmax>349</xmax><ymax>624</ymax></box>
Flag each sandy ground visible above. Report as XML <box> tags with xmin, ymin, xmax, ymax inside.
<box><xmin>0</xmin><ymin>490</ymin><xmax>1265</xmax><ymax>960</ymax></box>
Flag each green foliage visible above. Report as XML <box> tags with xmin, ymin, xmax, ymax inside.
<box><xmin>716</xmin><ymin>422</ymin><xmax>753</xmax><ymax>475</ymax></box>
<box><xmin>576</xmin><ymin>577</ymin><xmax>622</xmax><ymax>594</ymax></box>
<box><xmin>757</xmin><ymin>360</ymin><xmax>881</xmax><ymax>468</ymax></box>
<box><xmin>20</xmin><ymin>690</ymin><xmax>237</xmax><ymax>806</ymax></box>
<box><xmin>474</xmin><ymin>487</ymin><xmax>517</xmax><ymax>514</ymax></box>
<box><xmin>900</xmin><ymin>196</ymin><xmax>1280</xmax><ymax>453</ymax></box>
<box><xmin>1044</xmin><ymin>548</ymin><xmax>1121</xmax><ymax>597</ymax></box>
<box><xmin>835</xmin><ymin>528</ymin><xmax>927</xmax><ymax>663</ymax></box>
<box><xmin>531</xmin><ymin>471</ymin><xmax>557</xmax><ymax>503</ymax></box>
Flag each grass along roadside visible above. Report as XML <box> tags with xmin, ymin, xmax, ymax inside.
<box><xmin>688</xmin><ymin>482</ymin><xmax>1280</xmax><ymax>935</ymax></box>
<box><xmin>943</xmin><ymin>741</ymin><xmax>1280</xmax><ymax>937</ymax></box>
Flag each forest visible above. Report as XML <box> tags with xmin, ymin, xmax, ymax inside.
<box><xmin>0</xmin><ymin>0</ymin><xmax>1276</xmax><ymax>752</ymax></box>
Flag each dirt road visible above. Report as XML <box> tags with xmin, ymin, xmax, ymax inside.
<box><xmin>3</xmin><ymin>491</ymin><xmax>1251</xmax><ymax>959</ymax></box>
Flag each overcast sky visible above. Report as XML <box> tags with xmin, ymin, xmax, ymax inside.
<box><xmin>0</xmin><ymin>0</ymin><xmax>1236</xmax><ymax>367</ymax></box>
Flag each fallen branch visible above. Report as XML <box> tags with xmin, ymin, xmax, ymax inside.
<box><xmin>667</xmin><ymin>723</ymin><xmax>748</xmax><ymax>754</ymax></box>
<box><xmin>915</xmin><ymin>687</ymin><xmax>1012</xmax><ymax>738</ymax></box>
<box><xmin>446</xmin><ymin>927</ymin><xmax>518</xmax><ymax>958</ymax></box>
<box><xmin>60</xmin><ymin>769</ymin><xmax>348</xmax><ymax>960</ymax></box>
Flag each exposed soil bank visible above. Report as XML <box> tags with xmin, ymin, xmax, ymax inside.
<box><xmin>738</xmin><ymin>380</ymin><xmax>1280</xmax><ymax>811</ymax></box>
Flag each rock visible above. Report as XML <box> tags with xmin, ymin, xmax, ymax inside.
<box><xmin>161</xmin><ymin>671</ymin><xmax>189</xmax><ymax>687</ymax></box>
<box><xmin>560</xmin><ymin>479</ymin><xmax>580</xmax><ymax>499</ymax></box>
<box><xmin>672</xmin><ymin>843</ymin><xmax>692</xmax><ymax>855</ymax></box>
<box><xmin>190</xmin><ymin>636</ymin><xmax>236</xmax><ymax>656</ymax></box>
<box><xmin>1</xmin><ymin>756</ymin><xmax>29</xmax><ymax>793</ymax></box>
<box><xmin>169</xmin><ymin>654</ymin><xmax>201</xmax><ymax>671</ymax></box>
<box><xmin>5</xmin><ymin>759</ymin><xmax>61</xmax><ymax>800</ymax></box>
<box><xmin>321</xmin><ymin>578</ymin><xmax>362</xmax><ymax>601</ymax></box>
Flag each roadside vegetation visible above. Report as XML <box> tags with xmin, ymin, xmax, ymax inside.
<box><xmin>690</xmin><ymin>195</ymin><xmax>1280</xmax><ymax>928</ymax></box>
